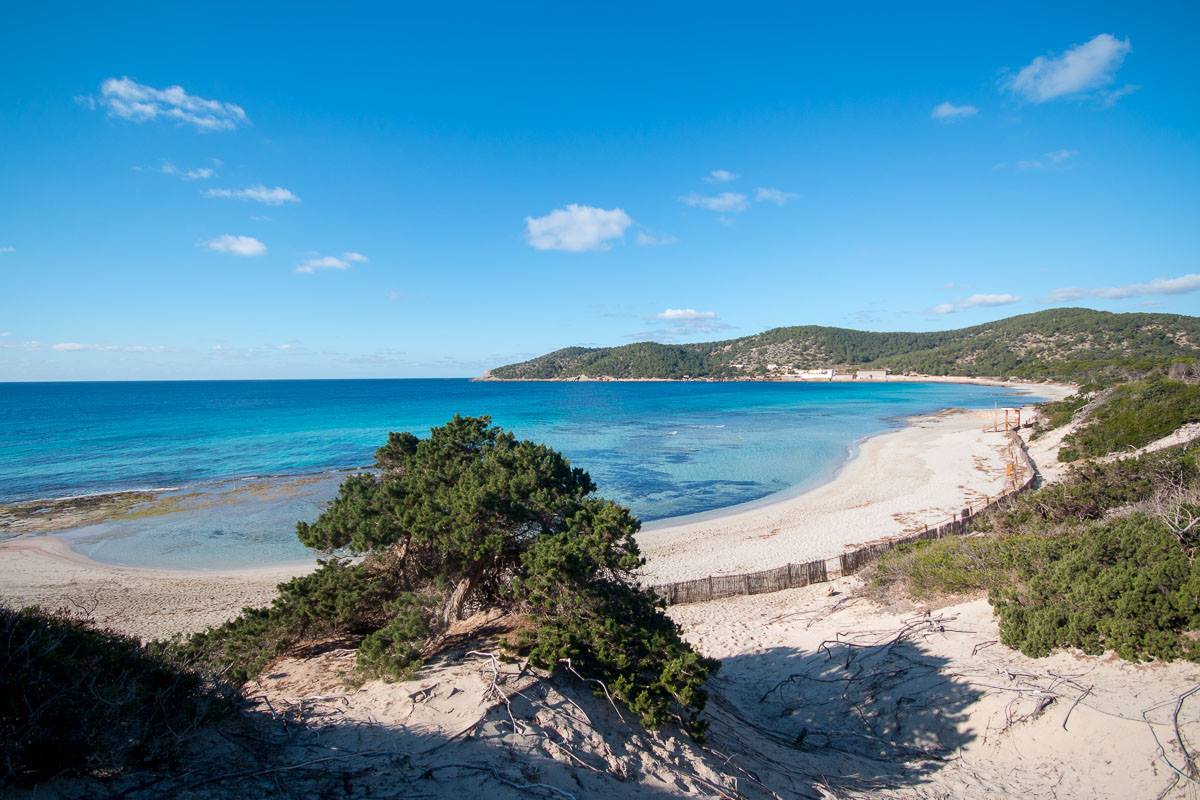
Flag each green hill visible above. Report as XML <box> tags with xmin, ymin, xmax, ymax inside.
<box><xmin>487</xmin><ymin>308</ymin><xmax>1200</xmax><ymax>382</ymax></box>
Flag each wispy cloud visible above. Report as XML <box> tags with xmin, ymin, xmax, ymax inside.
<box><xmin>636</xmin><ymin>231</ymin><xmax>679</xmax><ymax>247</ymax></box>
<box><xmin>656</xmin><ymin>308</ymin><xmax>716</xmax><ymax>321</ymax></box>
<box><xmin>51</xmin><ymin>342</ymin><xmax>170</xmax><ymax>353</ymax></box>
<box><xmin>754</xmin><ymin>187</ymin><xmax>797</xmax><ymax>205</ymax></box>
<box><xmin>295</xmin><ymin>251</ymin><xmax>368</xmax><ymax>274</ymax></box>
<box><xmin>159</xmin><ymin>162</ymin><xmax>214</xmax><ymax>180</ymax></box>
<box><xmin>1016</xmin><ymin>148</ymin><xmax>1078</xmax><ymax>170</ymax></box>
<box><xmin>524</xmin><ymin>204</ymin><xmax>632</xmax><ymax>251</ymax></box>
<box><xmin>204</xmin><ymin>235</ymin><xmax>267</xmax><ymax>256</ymax></box>
<box><xmin>0</xmin><ymin>246</ymin><xmax>14</xmax><ymax>254</ymax></box>
<box><xmin>931</xmin><ymin>101</ymin><xmax>978</xmax><ymax>121</ymax></box>
<box><xmin>679</xmin><ymin>192</ymin><xmax>748</xmax><ymax>213</ymax></box>
<box><xmin>1004</xmin><ymin>34</ymin><xmax>1132</xmax><ymax>103</ymax></box>
<box><xmin>1049</xmin><ymin>273</ymin><xmax>1200</xmax><ymax>301</ymax></box>
<box><xmin>204</xmin><ymin>185</ymin><xmax>300</xmax><ymax>205</ymax></box>
<box><xmin>632</xmin><ymin>307</ymin><xmax>733</xmax><ymax>340</ymax></box>
<box><xmin>703</xmin><ymin>169</ymin><xmax>738</xmax><ymax>184</ymax></box>
<box><xmin>95</xmin><ymin>77</ymin><xmax>249</xmax><ymax>131</ymax></box>
<box><xmin>930</xmin><ymin>293</ymin><xmax>1022</xmax><ymax>314</ymax></box>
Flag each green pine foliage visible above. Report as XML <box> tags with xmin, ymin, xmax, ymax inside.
<box><xmin>1058</xmin><ymin>377</ymin><xmax>1200</xmax><ymax>461</ymax></box>
<box><xmin>490</xmin><ymin>308</ymin><xmax>1200</xmax><ymax>383</ymax></box>
<box><xmin>992</xmin><ymin>515</ymin><xmax>1200</xmax><ymax>662</ymax></box>
<box><xmin>180</xmin><ymin>416</ymin><xmax>716</xmax><ymax>736</ymax></box>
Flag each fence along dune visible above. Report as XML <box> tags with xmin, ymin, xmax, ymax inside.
<box><xmin>651</xmin><ymin>430</ymin><xmax>1035</xmax><ymax>605</ymax></box>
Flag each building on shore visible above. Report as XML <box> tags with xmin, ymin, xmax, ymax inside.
<box><xmin>855</xmin><ymin>369</ymin><xmax>889</xmax><ymax>381</ymax></box>
<box><xmin>788</xmin><ymin>368</ymin><xmax>835</xmax><ymax>381</ymax></box>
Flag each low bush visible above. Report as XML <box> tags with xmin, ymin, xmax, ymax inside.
<box><xmin>1031</xmin><ymin>392</ymin><xmax>1089</xmax><ymax>438</ymax></box>
<box><xmin>1059</xmin><ymin>377</ymin><xmax>1200</xmax><ymax>461</ymax></box>
<box><xmin>179</xmin><ymin>416</ymin><xmax>716</xmax><ymax>737</ymax></box>
<box><xmin>0</xmin><ymin>605</ymin><xmax>227</xmax><ymax>787</ymax></box>
<box><xmin>992</xmin><ymin>515</ymin><xmax>1200</xmax><ymax>661</ymax></box>
<box><xmin>871</xmin><ymin>517</ymin><xmax>1200</xmax><ymax>662</ymax></box>
<box><xmin>870</xmin><ymin>535</ymin><xmax>1046</xmax><ymax>598</ymax></box>
<box><xmin>971</xmin><ymin>444</ymin><xmax>1197</xmax><ymax>534</ymax></box>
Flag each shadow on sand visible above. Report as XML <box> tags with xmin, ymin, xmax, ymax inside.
<box><xmin>24</xmin><ymin>621</ymin><xmax>982</xmax><ymax>800</ymax></box>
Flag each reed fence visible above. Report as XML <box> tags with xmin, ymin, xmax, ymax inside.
<box><xmin>651</xmin><ymin>430</ymin><xmax>1036</xmax><ymax>606</ymax></box>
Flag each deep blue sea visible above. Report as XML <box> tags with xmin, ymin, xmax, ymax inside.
<box><xmin>0</xmin><ymin>379</ymin><xmax>1045</xmax><ymax>568</ymax></box>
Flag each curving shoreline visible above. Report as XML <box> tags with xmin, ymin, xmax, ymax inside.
<box><xmin>636</xmin><ymin>406</ymin><xmax>1028</xmax><ymax>585</ymax></box>
<box><xmin>0</xmin><ymin>382</ymin><xmax>1067</xmax><ymax>639</ymax></box>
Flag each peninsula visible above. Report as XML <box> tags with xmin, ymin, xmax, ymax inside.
<box><xmin>484</xmin><ymin>308</ymin><xmax>1200</xmax><ymax>383</ymax></box>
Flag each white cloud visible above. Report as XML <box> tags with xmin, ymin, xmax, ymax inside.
<box><xmin>524</xmin><ymin>204</ymin><xmax>632</xmax><ymax>252</ymax></box>
<box><xmin>679</xmin><ymin>192</ymin><xmax>748</xmax><ymax>213</ymax></box>
<box><xmin>636</xmin><ymin>231</ymin><xmax>679</xmax><ymax>247</ymax></box>
<box><xmin>1049</xmin><ymin>273</ymin><xmax>1200</xmax><ymax>301</ymax></box>
<box><xmin>295</xmin><ymin>252</ymin><xmax>367</xmax><ymax>274</ymax></box>
<box><xmin>204</xmin><ymin>235</ymin><xmax>266</xmax><ymax>256</ymax></box>
<box><xmin>204</xmin><ymin>185</ymin><xmax>300</xmax><ymax>205</ymax></box>
<box><xmin>703</xmin><ymin>169</ymin><xmax>738</xmax><ymax>184</ymax></box>
<box><xmin>1016</xmin><ymin>149</ymin><xmax>1078</xmax><ymax>170</ymax></box>
<box><xmin>0</xmin><ymin>246</ymin><xmax>14</xmax><ymax>253</ymax></box>
<box><xmin>755</xmin><ymin>187</ymin><xmax>797</xmax><ymax>205</ymax></box>
<box><xmin>97</xmin><ymin>77</ymin><xmax>249</xmax><ymax>131</ymax></box>
<box><xmin>656</xmin><ymin>308</ymin><xmax>717</xmax><ymax>320</ymax></box>
<box><xmin>51</xmin><ymin>342</ymin><xmax>169</xmax><ymax>353</ymax></box>
<box><xmin>931</xmin><ymin>101</ymin><xmax>978</xmax><ymax>121</ymax></box>
<box><xmin>1005</xmin><ymin>34</ymin><xmax>1132</xmax><ymax>103</ymax></box>
<box><xmin>1102</xmin><ymin>83</ymin><xmax>1140</xmax><ymax>106</ymax></box>
<box><xmin>632</xmin><ymin>307</ymin><xmax>733</xmax><ymax>340</ymax></box>
<box><xmin>962</xmin><ymin>293</ymin><xmax>1021</xmax><ymax>308</ymax></box>
<box><xmin>931</xmin><ymin>293</ymin><xmax>1022</xmax><ymax>314</ymax></box>
<box><xmin>160</xmin><ymin>163</ymin><xmax>213</xmax><ymax>180</ymax></box>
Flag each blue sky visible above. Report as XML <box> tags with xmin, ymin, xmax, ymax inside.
<box><xmin>2</xmin><ymin>2</ymin><xmax>1198</xmax><ymax>380</ymax></box>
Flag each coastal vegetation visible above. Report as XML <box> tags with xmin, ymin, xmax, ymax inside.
<box><xmin>870</xmin><ymin>435</ymin><xmax>1200</xmax><ymax>662</ymax></box>
<box><xmin>489</xmin><ymin>308</ymin><xmax>1200</xmax><ymax>383</ymax></box>
<box><xmin>180</xmin><ymin>415</ymin><xmax>715</xmax><ymax>737</ymax></box>
<box><xmin>0</xmin><ymin>605</ymin><xmax>229</xmax><ymax>786</ymax></box>
<box><xmin>1057</xmin><ymin>376</ymin><xmax>1200</xmax><ymax>461</ymax></box>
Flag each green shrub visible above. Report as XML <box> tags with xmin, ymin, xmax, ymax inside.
<box><xmin>1032</xmin><ymin>392</ymin><xmax>1089</xmax><ymax>437</ymax></box>
<box><xmin>355</xmin><ymin>593</ymin><xmax>437</xmax><ymax>682</ymax></box>
<box><xmin>180</xmin><ymin>558</ymin><xmax>388</xmax><ymax>684</ymax></box>
<box><xmin>972</xmin><ymin>444</ymin><xmax>1197</xmax><ymax>535</ymax></box>
<box><xmin>0</xmin><ymin>605</ymin><xmax>227</xmax><ymax>787</ymax></box>
<box><xmin>1059</xmin><ymin>377</ymin><xmax>1200</xmax><ymax>461</ymax></box>
<box><xmin>181</xmin><ymin>416</ymin><xmax>715</xmax><ymax>736</ymax></box>
<box><xmin>991</xmin><ymin>515</ymin><xmax>1200</xmax><ymax>661</ymax></box>
<box><xmin>514</xmin><ymin>506</ymin><xmax>716</xmax><ymax>737</ymax></box>
<box><xmin>870</xmin><ymin>535</ymin><xmax>1047</xmax><ymax>598</ymax></box>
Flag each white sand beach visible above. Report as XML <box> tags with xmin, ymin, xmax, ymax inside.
<box><xmin>0</xmin><ymin>392</ymin><xmax>1060</xmax><ymax>638</ymax></box>
<box><xmin>0</xmin><ymin>536</ymin><xmax>311</xmax><ymax>641</ymax></box>
<box><xmin>637</xmin><ymin>407</ymin><xmax>1025</xmax><ymax>584</ymax></box>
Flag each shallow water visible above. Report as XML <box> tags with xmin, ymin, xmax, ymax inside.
<box><xmin>0</xmin><ymin>379</ymin><xmax>1045</xmax><ymax>568</ymax></box>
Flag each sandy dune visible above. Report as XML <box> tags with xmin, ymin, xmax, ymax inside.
<box><xmin>61</xmin><ymin>580</ymin><xmax>1194</xmax><ymax>799</ymax></box>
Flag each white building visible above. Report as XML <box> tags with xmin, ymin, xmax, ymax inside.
<box><xmin>792</xmin><ymin>368</ymin><xmax>834</xmax><ymax>381</ymax></box>
<box><xmin>856</xmin><ymin>369</ymin><xmax>889</xmax><ymax>381</ymax></box>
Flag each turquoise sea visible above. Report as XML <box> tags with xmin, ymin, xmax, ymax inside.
<box><xmin>0</xmin><ymin>379</ymin><xmax>1046</xmax><ymax>569</ymax></box>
